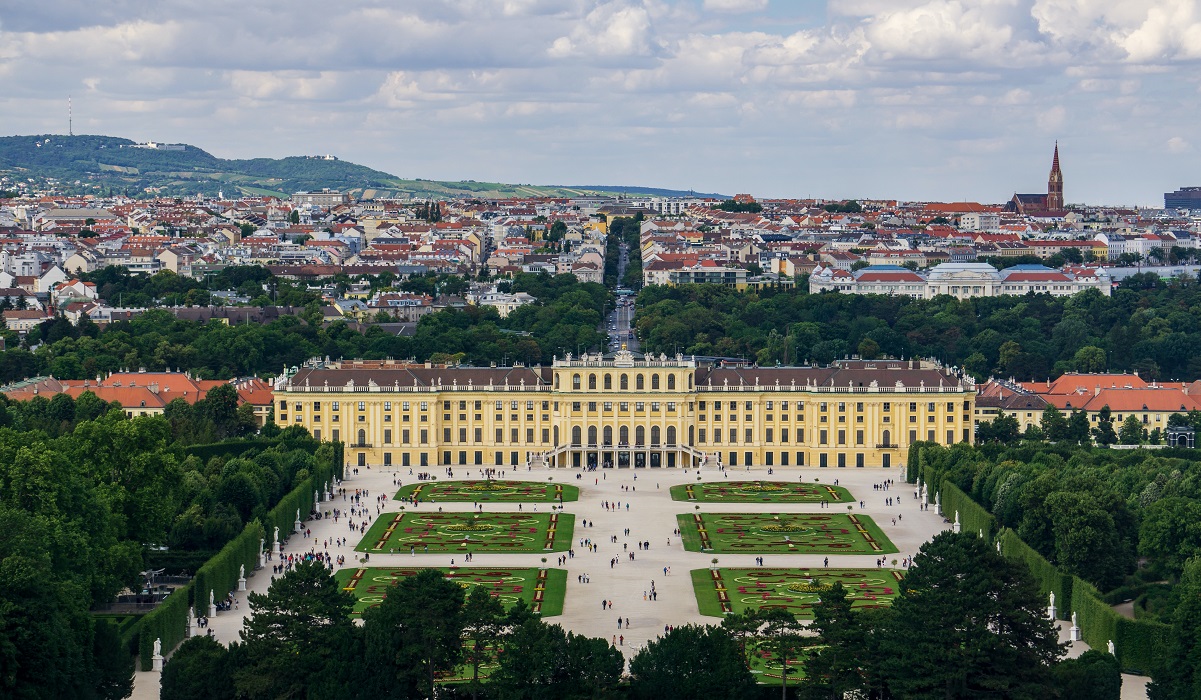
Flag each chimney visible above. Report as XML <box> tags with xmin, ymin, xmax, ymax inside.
<box><xmin>1095</xmin><ymin>385</ymin><xmax>1100</xmax><ymax>397</ymax></box>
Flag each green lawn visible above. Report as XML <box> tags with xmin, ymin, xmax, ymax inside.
<box><xmin>356</xmin><ymin>511</ymin><xmax>575</xmax><ymax>553</ymax></box>
<box><xmin>676</xmin><ymin>512</ymin><xmax>898</xmax><ymax>555</ymax></box>
<box><xmin>334</xmin><ymin>566</ymin><xmax>567</xmax><ymax>616</ymax></box>
<box><xmin>670</xmin><ymin>480</ymin><xmax>853</xmax><ymax>504</ymax></box>
<box><xmin>395</xmin><ymin>480</ymin><xmax>579</xmax><ymax>503</ymax></box>
<box><xmin>691</xmin><ymin>567</ymin><xmax>904</xmax><ymax>617</ymax></box>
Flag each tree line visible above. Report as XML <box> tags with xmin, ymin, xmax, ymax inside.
<box><xmin>0</xmin><ymin>402</ymin><xmax>332</xmax><ymax>698</ymax></box>
<box><xmin>0</xmin><ymin>272</ymin><xmax>609</xmax><ymax>382</ymax></box>
<box><xmin>633</xmin><ymin>274</ymin><xmax>1201</xmax><ymax>381</ymax></box>
<box><xmin>162</xmin><ymin>532</ymin><xmax>1120</xmax><ymax>700</ymax></box>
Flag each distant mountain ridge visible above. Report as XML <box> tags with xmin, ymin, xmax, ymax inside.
<box><xmin>0</xmin><ymin>134</ymin><xmax>723</xmax><ymax>201</ymax></box>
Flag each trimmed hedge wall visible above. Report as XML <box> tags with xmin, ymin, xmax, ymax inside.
<box><xmin>939</xmin><ymin>480</ymin><xmax>996</xmax><ymax>541</ymax></box>
<box><xmin>1071</xmin><ymin>577</ymin><xmax>1171</xmax><ymax>675</ymax></box>
<box><xmin>998</xmin><ymin>528</ymin><xmax>1072</xmax><ymax>618</ymax></box>
<box><xmin>129</xmin><ymin>440</ymin><xmax>343</xmax><ymax>670</ymax></box>
<box><xmin>192</xmin><ymin>520</ymin><xmax>265</xmax><ymax>627</ymax></box>
<box><xmin>183</xmin><ymin>436</ymin><xmax>320</xmax><ymax>462</ymax></box>
<box><xmin>136</xmin><ymin>581</ymin><xmax>193</xmax><ymax>671</ymax></box>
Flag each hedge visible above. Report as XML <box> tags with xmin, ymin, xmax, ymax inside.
<box><xmin>183</xmin><ymin>436</ymin><xmax>320</xmax><ymax>462</ymax></box>
<box><xmin>936</xmin><ymin>478</ymin><xmax>1171</xmax><ymax>675</ymax></box>
<box><xmin>998</xmin><ymin>528</ymin><xmax>1072</xmax><ymax>618</ymax></box>
<box><xmin>192</xmin><ymin>520</ymin><xmax>265</xmax><ymax>628</ymax></box>
<box><xmin>129</xmin><ymin>440</ymin><xmax>342</xmax><ymax>669</ymax></box>
<box><xmin>939</xmin><ymin>480</ymin><xmax>996</xmax><ymax>542</ymax></box>
<box><xmin>136</xmin><ymin>580</ymin><xmax>193</xmax><ymax>671</ymax></box>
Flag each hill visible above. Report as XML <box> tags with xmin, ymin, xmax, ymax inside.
<box><xmin>0</xmin><ymin>134</ymin><xmax>721</xmax><ymax>200</ymax></box>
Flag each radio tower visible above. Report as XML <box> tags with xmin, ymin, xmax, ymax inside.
<box><xmin>69</xmin><ymin>96</ymin><xmax>73</xmax><ymax>136</ymax></box>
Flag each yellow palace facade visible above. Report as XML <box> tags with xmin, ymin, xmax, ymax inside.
<box><xmin>273</xmin><ymin>352</ymin><xmax>975</xmax><ymax>471</ymax></box>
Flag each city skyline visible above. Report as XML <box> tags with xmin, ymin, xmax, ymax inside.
<box><xmin>2</xmin><ymin>1</ymin><xmax>1199</xmax><ymax>205</ymax></box>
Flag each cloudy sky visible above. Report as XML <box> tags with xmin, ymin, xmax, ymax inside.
<box><xmin>2</xmin><ymin>0</ymin><xmax>1199</xmax><ymax>204</ymax></box>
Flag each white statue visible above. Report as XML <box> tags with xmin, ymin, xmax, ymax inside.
<box><xmin>1049</xmin><ymin>592</ymin><xmax>1055</xmax><ymax>607</ymax></box>
<box><xmin>1107</xmin><ymin>639</ymin><xmax>1115</xmax><ymax>655</ymax></box>
<box><xmin>260</xmin><ymin>538</ymin><xmax>265</xmax><ymax>554</ymax></box>
<box><xmin>209</xmin><ymin>590</ymin><xmax>215</xmax><ymax>606</ymax></box>
<box><xmin>296</xmin><ymin>508</ymin><xmax>301</xmax><ymax>522</ymax></box>
<box><xmin>153</xmin><ymin>638</ymin><xmax>161</xmax><ymax>657</ymax></box>
<box><xmin>273</xmin><ymin>526</ymin><xmax>279</xmax><ymax>543</ymax></box>
<box><xmin>239</xmin><ymin>564</ymin><xmax>245</xmax><ymax>579</ymax></box>
<box><xmin>1072</xmin><ymin>612</ymin><xmax>1077</xmax><ymax>627</ymax></box>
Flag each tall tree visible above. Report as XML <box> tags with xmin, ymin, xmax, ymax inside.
<box><xmin>801</xmin><ymin>582</ymin><xmax>866</xmax><ymax>699</ymax></box>
<box><xmin>160</xmin><ymin>636</ymin><xmax>235</xmax><ymax>700</ymax></box>
<box><xmin>362</xmin><ymin>568</ymin><xmax>464</xmax><ymax>699</ymax></box>
<box><xmin>1149</xmin><ymin>557</ymin><xmax>1201</xmax><ymax>699</ymax></box>
<box><xmin>879</xmin><ymin>531</ymin><xmax>1065</xmax><ymax>699</ymax></box>
<box><xmin>1092</xmin><ymin>405</ymin><xmax>1117</xmax><ymax>446</ymax></box>
<box><xmin>461</xmin><ymin>585</ymin><xmax>505</xmax><ymax>700</ymax></box>
<box><xmin>757</xmin><ymin>607</ymin><xmax>808</xmax><ymax>700</ymax></box>
<box><xmin>628</xmin><ymin>624</ymin><xmax>757</xmax><ymax>700</ymax></box>
<box><xmin>234</xmin><ymin>560</ymin><xmax>358</xmax><ymax>699</ymax></box>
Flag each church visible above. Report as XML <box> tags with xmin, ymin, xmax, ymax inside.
<box><xmin>1007</xmin><ymin>143</ymin><xmax>1065</xmax><ymax>216</ymax></box>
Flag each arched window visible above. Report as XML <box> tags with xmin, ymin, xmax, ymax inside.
<box><xmin>620</xmin><ymin>374</ymin><xmax>628</xmax><ymax>390</ymax></box>
<box><xmin>651</xmin><ymin>426</ymin><xmax>661</xmax><ymax>446</ymax></box>
<box><xmin>604</xmin><ymin>374</ymin><xmax>612</xmax><ymax>390</ymax></box>
<box><xmin>589</xmin><ymin>374</ymin><xmax>597</xmax><ymax>390</ymax></box>
<box><xmin>636</xmin><ymin>374</ymin><xmax>645</xmax><ymax>390</ymax></box>
<box><xmin>636</xmin><ymin>426</ymin><xmax>646</xmax><ymax>446</ymax></box>
<box><xmin>554</xmin><ymin>426</ymin><xmax>560</xmax><ymax>444</ymax></box>
<box><xmin>667</xmin><ymin>426</ymin><xmax>676</xmax><ymax>446</ymax></box>
<box><xmin>620</xmin><ymin>426</ymin><xmax>629</xmax><ymax>445</ymax></box>
<box><xmin>668</xmin><ymin>374</ymin><xmax>676</xmax><ymax>390</ymax></box>
<box><xmin>603</xmin><ymin>426</ymin><xmax>613</xmax><ymax>446</ymax></box>
<box><xmin>882</xmin><ymin>429</ymin><xmax>891</xmax><ymax>447</ymax></box>
<box><xmin>688</xmin><ymin>374</ymin><xmax>693</xmax><ymax>389</ymax></box>
<box><xmin>555</xmin><ymin>374</ymin><xmax>560</xmax><ymax>389</ymax></box>
<box><xmin>572</xmin><ymin>374</ymin><xmax>581</xmax><ymax>390</ymax></box>
<box><xmin>572</xmin><ymin>426</ymin><xmax>582</xmax><ymax>446</ymax></box>
<box><xmin>652</xmin><ymin>374</ymin><xmax>660</xmax><ymax>390</ymax></box>
<box><xmin>688</xmin><ymin>425</ymin><xmax>694</xmax><ymax>445</ymax></box>
<box><xmin>357</xmin><ymin>429</ymin><xmax>366</xmax><ymax>446</ymax></box>
<box><xmin>588</xmin><ymin>426</ymin><xmax>598</xmax><ymax>446</ymax></box>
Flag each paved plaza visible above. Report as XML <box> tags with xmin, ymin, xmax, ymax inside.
<box><xmin>131</xmin><ymin>463</ymin><xmax>1150</xmax><ymax>699</ymax></box>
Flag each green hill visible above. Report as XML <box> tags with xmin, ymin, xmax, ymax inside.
<box><xmin>0</xmin><ymin>134</ymin><xmax>717</xmax><ymax>200</ymax></box>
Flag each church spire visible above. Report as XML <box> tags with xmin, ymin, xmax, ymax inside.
<box><xmin>1047</xmin><ymin>141</ymin><xmax>1064</xmax><ymax>211</ymax></box>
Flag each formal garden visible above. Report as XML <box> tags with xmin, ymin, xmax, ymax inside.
<box><xmin>334</xmin><ymin>566</ymin><xmax>567</xmax><ymax>616</ymax></box>
<box><xmin>356</xmin><ymin>511</ymin><xmax>575</xmax><ymax>553</ymax></box>
<box><xmin>692</xmin><ymin>567</ymin><xmax>904</xmax><ymax>616</ymax></box>
<box><xmin>677</xmin><ymin>512</ymin><xmax>897</xmax><ymax>554</ymax></box>
<box><xmin>671</xmin><ymin>480</ymin><xmax>853</xmax><ymax>503</ymax></box>
<box><xmin>394</xmin><ymin>479</ymin><xmax>579</xmax><ymax>503</ymax></box>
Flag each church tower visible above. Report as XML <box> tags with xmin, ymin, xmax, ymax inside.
<box><xmin>1047</xmin><ymin>142</ymin><xmax>1064</xmax><ymax>211</ymax></box>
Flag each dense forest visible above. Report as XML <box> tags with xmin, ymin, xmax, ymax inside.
<box><xmin>914</xmin><ymin>439</ymin><xmax>1201</xmax><ymax>696</ymax></box>
<box><xmin>634</xmin><ymin>274</ymin><xmax>1201</xmax><ymax>380</ymax></box>
<box><xmin>1</xmin><ymin>272</ymin><xmax>609</xmax><ymax>382</ymax></box>
<box><xmin>0</xmin><ymin>391</ymin><xmax>332</xmax><ymax>698</ymax></box>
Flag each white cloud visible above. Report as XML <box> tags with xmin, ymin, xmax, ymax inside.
<box><xmin>548</xmin><ymin>1</ymin><xmax>658</xmax><ymax>60</ymax></box>
<box><xmin>1167</xmin><ymin>136</ymin><xmax>1191</xmax><ymax>153</ymax></box>
<box><xmin>702</xmin><ymin>0</ymin><xmax>768</xmax><ymax>13</ymax></box>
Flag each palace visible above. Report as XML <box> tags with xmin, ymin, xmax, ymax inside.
<box><xmin>272</xmin><ymin>352</ymin><xmax>976</xmax><ymax>471</ymax></box>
